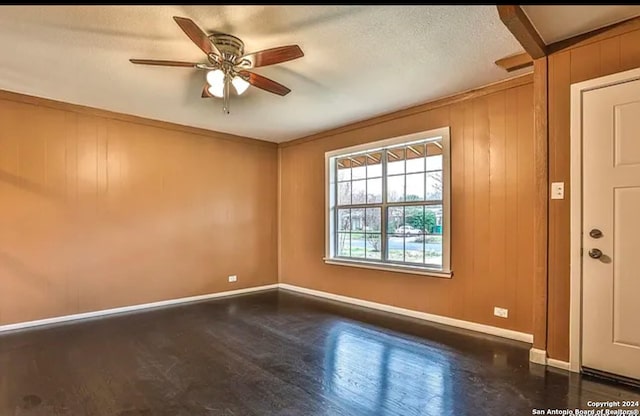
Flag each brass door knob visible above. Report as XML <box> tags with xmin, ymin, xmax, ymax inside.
<box><xmin>589</xmin><ymin>229</ymin><xmax>603</xmax><ymax>239</ymax></box>
<box><xmin>588</xmin><ymin>248</ymin><xmax>603</xmax><ymax>259</ymax></box>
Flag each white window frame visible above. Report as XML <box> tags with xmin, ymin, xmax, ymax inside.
<box><xmin>324</xmin><ymin>126</ymin><xmax>452</xmax><ymax>278</ymax></box>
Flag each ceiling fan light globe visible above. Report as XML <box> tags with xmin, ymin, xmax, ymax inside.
<box><xmin>208</xmin><ymin>84</ymin><xmax>224</xmax><ymax>98</ymax></box>
<box><xmin>232</xmin><ymin>76</ymin><xmax>250</xmax><ymax>95</ymax></box>
<box><xmin>206</xmin><ymin>69</ymin><xmax>224</xmax><ymax>87</ymax></box>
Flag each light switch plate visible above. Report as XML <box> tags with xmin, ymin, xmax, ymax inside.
<box><xmin>551</xmin><ymin>182</ymin><xmax>564</xmax><ymax>200</ymax></box>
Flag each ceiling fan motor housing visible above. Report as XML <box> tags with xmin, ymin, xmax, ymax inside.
<box><xmin>208</xmin><ymin>33</ymin><xmax>245</xmax><ymax>63</ymax></box>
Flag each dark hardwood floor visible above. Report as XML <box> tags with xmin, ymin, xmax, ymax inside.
<box><xmin>1</xmin><ymin>289</ymin><xmax>639</xmax><ymax>416</ymax></box>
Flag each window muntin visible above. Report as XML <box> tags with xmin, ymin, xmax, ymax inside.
<box><xmin>327</xmin><ymin>128</ymin><xmax>450</xmax><ymax>274</ymax></box>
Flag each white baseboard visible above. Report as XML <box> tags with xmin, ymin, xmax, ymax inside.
<box><xmin>0</xmin><ymin>284</ymin><xmax>279</xmax><ymax>333</ymax></box>
<box><xmin>547</xmin><ymin>358</ymin><xmax>572</xmax><ymax>371</ymax></box>
<box><xmin>527</xmin><ymin>347</ymin><xmax>575</xmax><ymax>372</ymax></box>
<box><xmin>529</xmin><ymin>348</ymin><xmax>547</xmax><ymax>365</ymax></box>
<box><xmin>279</xmin><ymin>283</ymin><xmax>534</xmax><ymax>343</ymax></box>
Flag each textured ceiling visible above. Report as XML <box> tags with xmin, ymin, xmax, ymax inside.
<box><xmin>0</xmin><ymin>6</ymin><xmax>527</xmax><ymax>143</ymax></box>
<box><xmin>523</xmin><ymin>5</ymin><xmax>640</xmax><ymax>44</ymax></box>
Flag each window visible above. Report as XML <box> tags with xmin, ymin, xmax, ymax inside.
<box><xmin>325</xmin><ymin>127</ymin><xmax>451</xmax><ymax>277</ymax></box>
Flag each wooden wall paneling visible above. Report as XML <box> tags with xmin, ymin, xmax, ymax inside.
<box><xmin>487</xmin><ymin>91</ymin><xmax>508</xmax><ymax>323</ymax></box>
<box><xmin>620</xmin><ymin>29</ymin><xmax>640</xmax><ymax>71</ymax></box>
<box><xmin>516</xmin><ymin>84</ymin><xmax>535</xmax><ymax>333</ymax></box>
<box><xmin>281</xmin><ymin>75</ymin><xmax>533</xmax><ymax>149</ymax></box>
<box><xmin>546</xmin><ymin>25</ymin><xmax>640</xmax><ymax>361</ymax></box>
<box><xmin>547</xmin><ymin>50</ymin><xmax>571</xmax><ymax>361</ymax></box>
<box><xmin>0</xmin><ymin>89</ymin><xmax>275</xmax><ymax>150</ymax></box>
<box><xmin>448</xmin><ymin>103</ymin><xmax>466</xmax><ymax>320</ymax></box>
<box><xmin>570</xmin><ymin>43</ymin><xmax>603</xmax><ymax>83</ymax></box>
<box><xmin>0</xmin><ymin>94</ymin><xmax>278</xmax><ymax>326</ymax></box>
<box><xmin>532</xmin><ymin>57</ymin><xmax>549</xmax><ymax>351</ymax></box>
<box><xmin>279</xmin><ymin>77</ymin><xmax>536</xmax><ymax>334</ymax></box>
<box><xmin>504</xmin><ymin>87</ymin><xmax>520</xmax><ymax>330</ymax></box>
<box><xmin>472</xmin><ymin>97</ymin><xmax>492</xmax><ymax>324</ymax></box>
<box><xmin>461</xmin><ymin>100</ymin><xmax>476</xmax><ymax>322</ymax></box>
<box><xmin>600</xmin><ymin>37</ymin><xmax>621</xmax><ymax>75</ymax></box>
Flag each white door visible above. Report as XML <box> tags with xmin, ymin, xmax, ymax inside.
<box><xmin>582</xmin><ymin>78</ymin><xmax>640</xmax><ymax>381</ymax></box>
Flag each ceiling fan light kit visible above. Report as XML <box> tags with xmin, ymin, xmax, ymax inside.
<box><xmin>130</xmin><ymin>16</ymin><xmax>304</xmax><ymax>114</ymax></box>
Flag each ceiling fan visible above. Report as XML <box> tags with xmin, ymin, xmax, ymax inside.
<box><xmin>130</xmin><ymin>16</ymin><xmax>304</xmax><ymax>114</ymax></box>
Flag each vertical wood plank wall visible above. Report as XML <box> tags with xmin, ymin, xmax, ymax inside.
<box><xmin>532</xmin><ymin>57</ymin><xmax>548</xmax><ymax>351</ymax></box>
<box><xmin>0</xmin><ymin>92</ymin><xmax>278</xmax><ymax>326</ymax></box>
<box><xmin>279</xmin><ymin>76</ymin><xmax>536</xmax><ymax>334</ymax></box>
<box><xmin>547</xmin><ymin>24</ymin><xmax>640</xmax><ymax>361</ymax></box>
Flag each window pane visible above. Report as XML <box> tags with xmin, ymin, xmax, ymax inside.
<box><xmin>365</xmin><ymin>234</ymin><xmax>381</xmax><ymax>259</ymax></box>
<box><xmin>352</xmin><ymin>179</ymin><xmax>366</xmax><ymax>204</ymax></box>
<box><xmin>351</xmin><ymin>156</ymin><xmax>367</xmax><ymax>180</ymax></box>
<box><xmin>338</xmin><ymin>233</ymin><xmax>350</xmax><ymax>257</ymax></box>
<box><xmin>338</xmin><ymin>209</ymin><xmax>350</xmax><ymax>231</ymax></box>
<box><xmin>365</xmin><ymin>208</ymin><xmax>381</xmax><ymax>232</ymax></box>
<box><xmin>351</xmin><ymin>208</ymin><xmax>365</xmax><ymax>232</ymax></box>
<box><xmin>350</xmin><ymin>232</ymin><xmax>365</xmax><ymax>258</ymax></box>
<box><xmin>387</xmin><ymin>175</ymin><xmax>405</xmax><ymax>202</ymax></box>
<box><xmin>387</xmin><ymin>234</ymin><xmax>404</xmax><ymax>261</ymax></box>
<box><xmin>332</xmin><ymin>136</ymin><xmax>447</xmax><ymax>270</ymax></box>
<box><xmin>405</xmin><ymin>205</ymin><xmax>426</xmax><ymax>233</ymax></box>
<box><xmin>406</xmin><ymin>157</ymin><xmax>425</xmax><ymax>173</ymax></box>
<box><xmin>338</xmin><ymin>182</ymin><xmax>351</xmax><ymax>205</ymax></box>
<box><xmin>387</xmin><ymin>206</ymin><xmax>404</xmax><ymax>233</ymax></box>
<box><xmin>425</xmin><ymin>205</ymin><xmax>443</xmax><ymax>235</ymax></box>
<box><xmin>404</xmin><ymin>205</ymin><xmax>426</xmax><ymax>264</ymax></box>
<box><xmin>367</xmin><ymin>152</ymin><xmax>382</xmax><ymax>178</ymax></box>
<box><xmin>387</xmin><ymin>148</ymin><xmax>405</xmax><ymax>175</ymax></box>
<box><xmin>405</xmin><ymin>235</ymin><xmax>424</xmax><ymax>264</ymax></box>
<box><xmin>425</xmin><ymin>205</ymin><xmax>443</xmax><ymax>267</ymax></box>
<box><xmin>337</xmin><ymin>158</ymin><xmax>351</xmax><ymax>181</ymax></box>
<box><xmin>367</xmin><ymin>178</ymin><xmax>382</xmax><ymax>203</ymax></box>
<box><xmin>406</xmin><ymin>173</ymin><xmax>425</xmax><ymax>201</ymax></box>
<box><xmin>426</xmin><ymin>172</ymin><xmax>443</xmax><ymax>201</ymax></box>
<box><xmin>426</xmin><ymin>154</ymin><xmax>442</xmax><ymax>171</ymax></box>
<box><xmin>406</xmin><ymin>144</ymin><xmax>425</xmax><ymax>173</ymax></box>
<box><xmin>425</xmin><ymin>205</ymin><xmax>442</xmax><ymax>267</ymax></box>
<box><xmin>426</xmin><ymin>142</ymin><xmax>442</xmax><ymax>156</ymax></box>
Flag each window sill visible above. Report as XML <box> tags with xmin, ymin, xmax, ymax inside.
<box><xmin>323</xmin><ymin>257</ymin><xmax>453</xmax><ymax>278</ymax></box>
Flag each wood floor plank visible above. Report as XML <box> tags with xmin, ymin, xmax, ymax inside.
<box><xmin>1</xmin><ymin>290</ymin><xmax>638</xmax><ymax>415</ymax></box>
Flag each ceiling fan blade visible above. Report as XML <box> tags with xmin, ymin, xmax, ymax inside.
<box><xmin>130</xmin><ymin>59</ymin><xmax>197</xmax><ymax>67</ymax></box>
<box><xmin>239</xmin><ymin>71</ymin><xmax>291</xmax><ymax>96</ymax></box>
<box><xmin>173</xmin><ymin>16</ymin><xmax>220</xmax><ymax>57</ymax></box>
<box><xmin>241</xmin><ymin>45</ymin><xmax>304</xmax><ymax>68</ymax></box>
<box><xmin>201</xmin><ymin>85</ymin><xmax>212</xmax><ymax>98</ymax></box>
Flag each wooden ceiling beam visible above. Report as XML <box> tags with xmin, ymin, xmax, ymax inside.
<box><xmin>495</xmin><ymin>52</ymin><xmax>533</xmax><ymax>72</ymax></box>
<box><xmin>497</xmin><ymin>5</ymin><xmax>547</xmax><ymax>59</ymax></box>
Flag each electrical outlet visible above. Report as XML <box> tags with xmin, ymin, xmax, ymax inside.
<box><xmin>494</xmin><ymin>307</ymin><xmax>508</xmax><ymax>318</ymax></box>
<box><xmin>551</xmin><ymin>182</ymin><xmax>564</xmax><ymax>200</ymax></box>
<box><xmin>228</xmin><ymin>275</ymin><xmax>237</xmax><ymax>283</ymax></box>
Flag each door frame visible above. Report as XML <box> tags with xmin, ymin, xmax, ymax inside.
<box><xmin>569</xmin><ymin>67</ymin><xmax>640</xmax><ymax>373</ymax></box>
